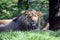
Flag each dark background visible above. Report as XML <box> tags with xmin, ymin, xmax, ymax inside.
<box><xmin>49</xmin><ymin>0</ymin><xmax>60</xmax><ymax>30</ymax></box>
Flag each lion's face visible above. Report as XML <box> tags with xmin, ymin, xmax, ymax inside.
<box><xmin>13</xmin><ymin>10</ymin><xmax>42</xmax><ymax>29</ymax></box>
<box><xmin>21</xmin><ymin>10</ymin><xmax>42</xmax><ymax>27</ymax></box>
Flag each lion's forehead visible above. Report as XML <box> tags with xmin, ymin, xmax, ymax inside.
<box><xmin>27</xmin><ymin>11</ymin><xmax>37</xmax><ymax>16</ymax></box>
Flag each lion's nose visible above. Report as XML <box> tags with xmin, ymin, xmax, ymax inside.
<box><xmin>32</xmin><ymin>21</ymin><xmax>36</xmax><ymax>24</ymax></box>
<box><xmin>32</xmin><ymin>20</ymin><xmax>37</xmax><ymax>24</ymax></box>
<box><xmin>32</xmin><ymin>20</ymin><xmax>34</xmax><ymax>23</ymax></box>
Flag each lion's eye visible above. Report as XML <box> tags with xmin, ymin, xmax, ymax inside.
<box><xmin>25</xmin><ymin>14</ymin><xmax>27</xmax><ymax>16</ymax></box>
<box><xmin>34</xmin><ymin>15</ymin><xmax>36</xmax><ymax>17</ymax></box>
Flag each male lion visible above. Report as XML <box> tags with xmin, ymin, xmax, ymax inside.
<box><xmin>0</xmin><ymin>10</ymin><xmax>42</xmax><ymax>31</ymax></box>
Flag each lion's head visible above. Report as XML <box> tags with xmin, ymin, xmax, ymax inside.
<box><xmin>13</xmin><ymin>10</ymin><xmax>42</xmax><ymax>30</ymax></box>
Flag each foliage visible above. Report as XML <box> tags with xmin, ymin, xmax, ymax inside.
<box><xmin>0</xmin><ymin>31</ymin><xmax>60</xmax><ymax>40</ymax></box>
<box><xmin>0</xmin><ymin>0</ymin><xmax>18</xmax><ymax>19</ymax></box>
<box><xmin>0</xmin><ymin>0</ymin><xmax>49</xmax><ymax>19</ymax></box>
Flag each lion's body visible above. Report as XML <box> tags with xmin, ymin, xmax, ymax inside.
<box><xmin>0</xmin><ymin>10</ymin><xmax>42</xmax><ymax>31</ymax></box>
<box><xmin>0</xmin><ymin>19</ymin><xmax>12</xmax><ymax>24</ymax></box>
<box><xmin>0</xmin><ymin>21</ymin><xmax>20</xmax><ymax>31</ymax></box>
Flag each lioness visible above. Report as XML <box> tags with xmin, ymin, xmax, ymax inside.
<box><xmin>0</xmin><ymin>10</ymin><xmax>42</xmax><ymax>31</ymax></box>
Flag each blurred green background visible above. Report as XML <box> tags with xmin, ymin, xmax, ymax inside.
<box><xmin>0</xmin><ymin>0</ymin><xmax>49</xmax><ymax>19</ymax></box>
<box><xmin>0</xmin><ymin>0</ymin><xmax>49</xmax><ymax>27</ymax></box>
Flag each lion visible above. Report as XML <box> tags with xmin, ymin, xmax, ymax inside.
<box><xmin>0</xmin><ymin>19</ymin><xmax>12</xmax><ymax>24</ymax></box>
<box><xmin>0</xmin><ymin>10</ymin><xmax>42</xmax><ymax>31</ymax></box>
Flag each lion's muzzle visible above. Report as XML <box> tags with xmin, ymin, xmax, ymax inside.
<box><xmin>31</xmin><ymin>21</ymin><xmax>38</xmax><ymax>27</ymax></box>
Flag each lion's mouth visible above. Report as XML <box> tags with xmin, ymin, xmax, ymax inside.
<box><xmin>25</xmin><ymin>21</ymin><xmax>38</xmax><ymax>27</ymax></box>
<box><xmin>31</xmin><ymin>22</ymin><xmax>38</xmax><ymax>27</ymax></box>
<box><xmin>31</xmin><ymin>23</ymin><xmax>36</xmax><ymax>26</ymax></box>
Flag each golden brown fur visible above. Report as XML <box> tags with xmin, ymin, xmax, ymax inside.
<box><xmin>0</xmin><ymin>19</ymin><xmax>12</xmax><ymax>24</ymax></box>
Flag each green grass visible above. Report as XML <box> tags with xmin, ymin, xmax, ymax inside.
<box><xmin>0</xmin><ymin>30</ymin><xmax>60</xmax><ymax>40</ymax></box>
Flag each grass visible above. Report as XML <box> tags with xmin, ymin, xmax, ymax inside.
<box><xmin>0</xmin><ymin>30</ymin><xmax>60</xmax><ymax>40</ymax></box>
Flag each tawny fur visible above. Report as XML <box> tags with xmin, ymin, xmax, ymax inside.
<box><xmin>0</xmin><ymin>19</ymin><xmax>12</xmax><ymax>24</ymax></box>
<box><xmin>43</xmin><ymin>22</ymin><xmax>49</xmax><ymax>31</ymax></box>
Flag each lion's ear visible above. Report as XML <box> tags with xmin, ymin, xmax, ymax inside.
<box><xmin>21</xmin><ymin>10</ymin><xmax>26</xmax><ymax>14</ymax></box>
<box><xmin>36</xmin><ymin>12</ymin><xmax>42</xmax><ymax>16</ymax></box>
<box><xmin>24</xmin><ymin>10</ymin><xmax>29</xmax><ymax>15</ymax></box>
<box><xmin>13</xmin><ymin>17</ymin><xmax>18</xmax><ymax>21</ymax></box>
<box><xmin>21</xmin><ymin>10</ymin><xmax>29</xmax><ymax>15</ymax></box>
